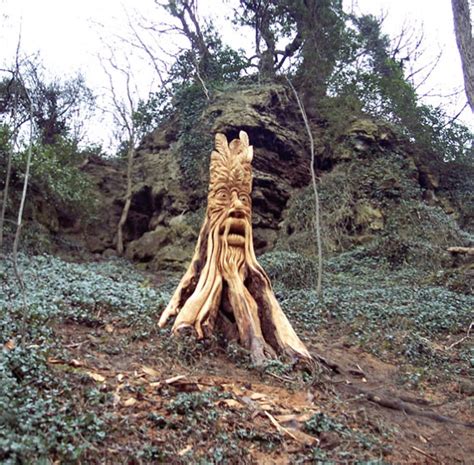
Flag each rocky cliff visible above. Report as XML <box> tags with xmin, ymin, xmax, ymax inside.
<box><xmin>71</xmin><ymin>84</ymin><xmax>473</xmax><ymax>278</ymax></box>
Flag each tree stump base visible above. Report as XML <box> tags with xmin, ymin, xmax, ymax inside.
<box><xmin>159</xmin><ymin>132</ymin><xmax>311</xmax><ymax>366</ymax></box>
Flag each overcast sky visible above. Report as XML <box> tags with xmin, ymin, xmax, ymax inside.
<box><xmin>1</xmin><ymin>0</ymin><xmax>472</xmax><ymax>150</ymax></box>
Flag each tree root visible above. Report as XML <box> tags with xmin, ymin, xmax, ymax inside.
<box><xmin>308</xmin><ymin>351</ymin><xmax>473</xmax><ymax>428</ymax></box>
<box><xmin>345</xmin><ymin>385</ymin><xmax>474</xmax><ymax>428</ymax></box>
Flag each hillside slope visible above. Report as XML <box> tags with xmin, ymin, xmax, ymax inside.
<box><xmin>75</xmin><ymin>84</ymin><xmax>473</xmax><ymax>282</ymax></box>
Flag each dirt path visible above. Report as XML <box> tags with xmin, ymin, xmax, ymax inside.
<box><xmin>49</xmin><ymin>321</ymin><xmax>473</xmax><ymax>464</ymax></box>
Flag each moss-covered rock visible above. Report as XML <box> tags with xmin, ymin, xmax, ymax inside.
<box><xmin>49</xmin><ymin>85</ymin><xmax>472</xmax><ymax>276</ymax></box>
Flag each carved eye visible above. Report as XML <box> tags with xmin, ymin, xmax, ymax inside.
<box><xmin>239</xmin><ymin>193</ymin><xmax>250</xmax><ymax>204</ymax></box>
<box><xmin>216</xmin><ymin>189</ymin><xmax>229</xmax><ymax>201</ymax></box>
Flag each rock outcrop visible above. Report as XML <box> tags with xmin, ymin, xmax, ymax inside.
<box><xmin>72</xmin><ymin>84</ymin><xmax>472</xmax><ymax>273</ymax></box>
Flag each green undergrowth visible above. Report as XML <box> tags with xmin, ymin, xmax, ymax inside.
<box><xmin>1</xmin><ymin>253</ymin><xmax>165</xmax><ymax>331</ymax></box>
<box><xmin>281</xmin><ymin>151</ymin><xmax>473</xmax><ymax>270</ymax></box>
<box><xmin>0</xmin><ymin>248</ymin><xmax>471</xmax><ymax>462</ymax></box>
<box><xmin>0</xmin><ymin>253</ymin><xmax>166</xmax><ymax>463</ymax></box>
<box><xmin>261</xmin><ymin>249</ymin><xmax>473</xmax><ymax>375</ymax></box>
<box><xmin>300</xmin><ymin>412</ymin><xmax>390</xmax><ymax>463</ymax></box>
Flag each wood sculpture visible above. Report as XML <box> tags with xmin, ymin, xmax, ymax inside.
<box><xmin>159</xmin><ymin>131</ymin><xmax>311</xmax><ymax>365</ymax></box>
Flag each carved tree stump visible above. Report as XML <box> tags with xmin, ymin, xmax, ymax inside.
<box><xmin>159</xmin><ymin>131</ymin><xmax>311</xmax><ymax>365</ymax></box>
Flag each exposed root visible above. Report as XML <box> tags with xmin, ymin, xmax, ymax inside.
<box><xmin>347</xmin><ymin>385</ymin><xmax>474</xmax><ymax>428</ymax></box>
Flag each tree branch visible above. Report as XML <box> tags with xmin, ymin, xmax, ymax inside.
<box><xmin>286</xmin><ymin>76</ymin><xmax>323</xmax><ymax>297</ymax></box>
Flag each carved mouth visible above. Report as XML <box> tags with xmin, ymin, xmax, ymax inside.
<box><xmin>220</xmin><ymin>219</ymin><xmax>247</xmax><ymax>247</ymax></box>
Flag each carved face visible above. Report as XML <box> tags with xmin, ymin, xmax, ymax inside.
<box><xmin>159</xmin><ymin>131</ymin><xmax>311</xmax><ymax>365</ymax></box>
<box><xmin>207</xmin><ymin>133</ymin><xmax>253</xmax><ymax>252</ymax></box>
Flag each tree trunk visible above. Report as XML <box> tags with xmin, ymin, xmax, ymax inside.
<box><xmin>452</xmin><ymin>0</ymin><xmax>474</xmax><ymax>111</ymax></box>
<box><xmin>12</xmin><ymin>96</ymin><xmax>34</xmax><ymax>289</ymax></box>
<box><xmin>159</xmin><ymin>132</ymin><xmax>312</xmax><ymax>366</ymax></box>
<box><xmin>116</xmin><ymin>143</ymin><xmax>134</xmax><ymax>255</ymax></box>
<box><xmin>0</xmin><ymin>133</ymin><xmax>14</xmax><ymax>248</ymax></box>
<box><xmin>286</xmin><ymin>77</ymin><xmax>323</xmax><ymax>297</ymax></box>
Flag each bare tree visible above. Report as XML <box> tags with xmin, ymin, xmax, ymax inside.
<box><xmin>101</xmin><ymin>54</ymin><xmax>139</xmax><ymax>256</ymax></box>
<box><xmin>451</xmin><ymin>0</ymin><xmax>474</xmax><ymax>111</ymax></box>
<box><xmin>12</xmin><ymin>69</ymin><xmax>35</xmax><ymax>289</ymax></box>
<box><xmin>0</xmin><ymin>76</ymin><xmax>19</xmax><ymax>249</ymax></box>
<box><xmin>286</xmin><ymin>77</ymin><xmax>322</xmax><ymax>297</ymax></box>
<box><xmin>0</xmin><ymin>30</ymin><xmax>24</xmax><ymax>249</ymax></box>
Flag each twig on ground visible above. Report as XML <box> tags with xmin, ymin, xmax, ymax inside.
<box><xmin>411</xmin><ymin>446</ymin><xmax>440</xmax><ymax>463</ymax></box>
<box><xmin>446</xmin><ymin>321</ymin><xmax>473</xmax><ymax>350</ymax></box>
<box><xmin>264</xmin><ymin>411</ymin><xmax>300</xmax><ymax>442</ymax></box>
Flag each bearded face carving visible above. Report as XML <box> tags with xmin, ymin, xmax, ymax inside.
<box><xmin>159</xmin><ymin>131</ymin><xmax>311</xmax><ymax>365</ymax></box>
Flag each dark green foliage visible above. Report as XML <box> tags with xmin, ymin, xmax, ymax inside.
<box><xmin>0</xmin><ymin>123</ymin><xmax>12</xmax><ymax>186</ymax></box>
<box><xmin>1</xmin><ymin>254</ymin><xmax>165</xmax><ymax>332</ymax></box>
<box><xmin>0</xmin><ymin>68</ymin><xmax>94</xmax><ymax>145</ymax></box>
<box><xmin>262</xmin><ymin>248</ymin><xmax>473</xmax><ymax>372</ymax></box>
<box><xmin>417</xmin><ymin>104</ymin><xmax>473</xmax><ymax>162</ymax></box>
<box><xmin>0</xmin><ymin>346</ymin><xmax>106</xmax><ymax>464</ymax></box>
<box><xmin>259</xmin><ymin>251</ymin><xmax>317</xmax><ymax>289</ymax></box>
<box><xmin>167</xmin><ymin>390</ymin><xmax>221</xmax><ymax>415</ymax></box>
<box><xmin>175</xmin><ymin>85</ymin><xmax>213</xmax><ymax>190</ymax></box>
<box><xmin>18</xmin><ymin>137</ymin><xmax>97</xmax><ymax>213</ymax></box>
<box><xmin>327</xmin><ymin>13</ymin><xmax>473</xmax><ymax>162</ymax></box>
<box><xmin>170</xmin><ymin>28</ymin><xmax>247</xmax><ymax>86</ymax></box>
<box><xmin>302</xmin><ymin>412</ymin><xmax>389</xmax><ymax>461</ymax></box>
<box><xmin>304</xmin><ymin>412</ymin><xmax>346</xmax><ymax>435</ymax></box>
<box><xmin>1</xmin><ymin>61</ymin><xmax>98</xmax><ymax>227</ymax></box>
<box><xmin>0</xmin><ymin>253</ymin><xmax>169</xmax><ymax>463</ymax></box>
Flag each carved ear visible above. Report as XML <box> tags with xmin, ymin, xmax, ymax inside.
<box><xmin>214</xmin><ymin>133</ymin><xmax>229</xmax><ymax>155</ymax></box>
<box><xmin>239</xmin><ymin>131</ymin><xmax>249</xmax><ymax>148</ymax></box>
<box><xmin>246</xmin><ymin>145</ymin><xmax>254</xmax><ymax>163</ymax></box>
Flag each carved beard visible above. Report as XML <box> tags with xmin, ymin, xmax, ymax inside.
<box><xmin>218</xmin><ymin>216</ymin><xmax>249</xmax><ymax>279</ymax></box>
<box><xmin>158</xmin><ymin>131</ymin><xmax>311</xmax><ymax>365</ymax></box>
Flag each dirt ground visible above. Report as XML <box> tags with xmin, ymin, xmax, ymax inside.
<box><xmin>50</xmin><ymin>319</ymin><xmax>473</xmax><ymax>464</ymax></box>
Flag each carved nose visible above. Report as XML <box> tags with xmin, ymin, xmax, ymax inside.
<box><xmin>229</xmin><ymin>193</ymin><xmax>245</xmax><ymax>218</ymax></box>
<box><xmin>229</xmin><ymin>208</ymin><xmax>245</xmax><ymax>219</ymax></box>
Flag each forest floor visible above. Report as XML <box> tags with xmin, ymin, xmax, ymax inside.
<box><xmin>1</xmin><ymin>252</ymin><xmax>473</xmax><ymax>464</ymax></box>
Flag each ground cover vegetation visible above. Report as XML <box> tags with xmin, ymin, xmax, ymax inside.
<box><xmin>0</xmin><ymin>251</ymin><xmax>472</xmax><ymax>463</ymax></box>
<box><xmin>0</xmin><ymin>0</ymin><xmax>473</xmax><ymax>463</ymax></box>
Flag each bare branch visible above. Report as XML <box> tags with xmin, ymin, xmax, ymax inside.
<box><xmin>122</xmin><ymin>7</ymin><xmax>173</xmax><ymax>97</ymax></box>
<box><xmin>438</xmin><ymin>101</ymin><xmax>469</xmax><ymax>131</ymax></box>
<box><xmin>12</xmin><ymin>68</ymin><xmax>35</xmax><ymax>291</ymax></box>
<box><xmin>0</xmin><ymin>33</ymin><xmax>23</xmax><ymax>248</ymax></box>
<box><xmin>286</xmin><ymin>76</ymin><xmax>323</xmax><ymax>297</ymax></box>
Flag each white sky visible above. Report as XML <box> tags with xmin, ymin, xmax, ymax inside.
<box><xmin>1</xmin><ymin>0</ymin><xmax>472</xmax><ymax>150</ymax></box>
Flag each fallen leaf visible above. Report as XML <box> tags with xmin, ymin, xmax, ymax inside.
<box><xmin>117</xmin><ymin>373</ymin><xmax>124</xmax><ymax>382</ymax></box>
<box><xmin>105</xmin><ymin>324</ymin><xmax>114</xmax><ymax>334</ymax></box>
<box><xmin>47</xmin><ymin>358</ymin><xmax>64</xmax><ymax>365</ymax></box>
<box><xmin>275</xmin><ymin>413</ymin><xmax>314</xmax><ymax>424</ymax></box>
<box><xmin>290</xmin><ymin>429</ymin><xmax>319</xmax><ymax>446</ymax></box>
<box><xmin>86</xmin><ymin>371</ymin><xmax>106</xmax><ymax>383</ymax></box>
<box><xmin>265</xmin><ymin>411</ymin><xmax>299</xmax><ymax>442</ymax></box>
<box><xmin>250</xmin><ymin>393</ymin><xmax>267</xmax><ymax>401</ymax></box>
<box><xmin>178</xmin><ymin>445</ymin><xmax>192</xmax><ymax>456</ymax></box>
<box><xmin>149</xmin><ymin>381</ymin><xmax>161</xmax><ymax>388</ymax></box>
<box><xmin>165</xmin><ymin>375</ymin><xmax>186</xmax><ymax>384</ymax></box>
<box><xmin>123</xmin><ymin>397</ymin><xmax>137</xmax><ymax>406</ymax></box>
<box><xmin>259</xmin><ymin>403</ymin><xmax>274</xmax><ymax>411</ymax></box>
<box><xmin>142</xmin><ymin>366</ymin><xmax>160</xmax><ymax>377</ymax></box>
<box><xmin>3</xmin><ymin>339</ymin><xmax>15</xmax><ymax>351</ymax></box>
<box><xmin>70</xmin><ymin>359</ymin><xmax>85</xmax><ymax>367</ymax></box>
<box><xmin>220</xmin><ymin>399</ymin><xmax>244</xmax><ymax>409</ymax></box>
